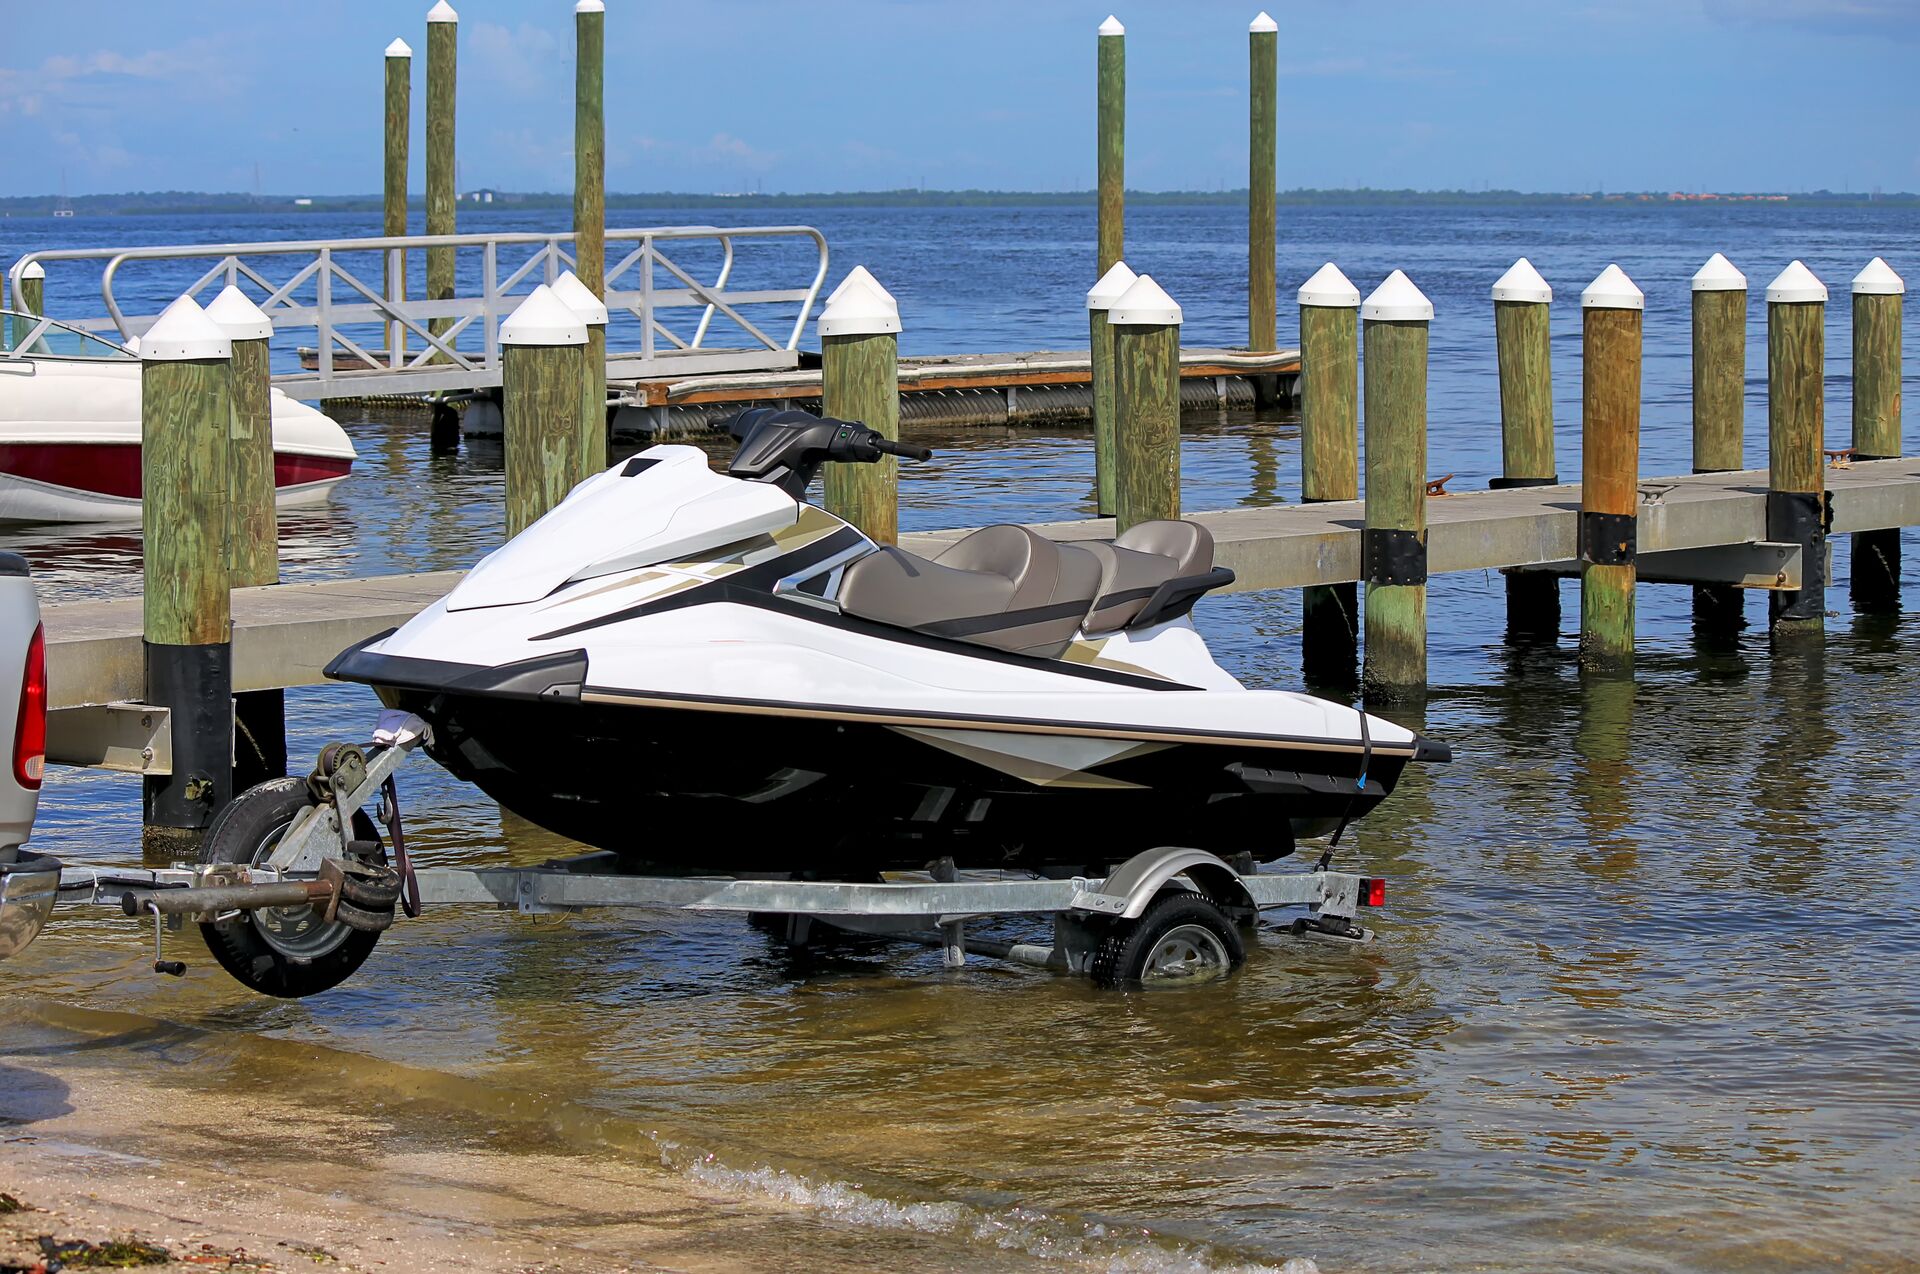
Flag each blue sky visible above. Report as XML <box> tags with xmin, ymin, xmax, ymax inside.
<box><xmin>1</xmin><ymin>1</ymin><xmax>1915</xmax><ymax>196</ymax></box>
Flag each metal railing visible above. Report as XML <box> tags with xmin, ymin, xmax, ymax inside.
<box><xmin>9</xmin><ymin>224</ymin><xmax>830</xmax><ymax>397</ymax></box>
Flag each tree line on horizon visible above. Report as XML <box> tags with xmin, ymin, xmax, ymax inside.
<box><xmin>2</xmin><ymin>187</ymin><xmax>1911</xmax><ymax>216</ymax></box>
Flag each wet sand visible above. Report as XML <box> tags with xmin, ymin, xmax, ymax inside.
<box><xmin>0</xmin><ymin>1002</ymin><xmax>1084</xmax><ymax>1274</ymax></box>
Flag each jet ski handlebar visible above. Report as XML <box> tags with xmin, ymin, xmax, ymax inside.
<box><xmin>724</xmin><ymin>407</ymin><xmax>936</xmax><ymax>499</ymax></box>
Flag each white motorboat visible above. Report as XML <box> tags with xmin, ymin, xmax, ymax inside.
<box><xmin>0</xmin><ymin>309</ymin><xmax>355</xmax><ymax>524</ymax></box>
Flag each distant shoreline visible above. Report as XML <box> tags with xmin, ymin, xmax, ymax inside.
<box><xmin>3</xmin><ymin>187</ymin><xmax>1916</xmax><ymax>217</ymax></box>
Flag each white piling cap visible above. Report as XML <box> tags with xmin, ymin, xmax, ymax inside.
<box><xmin>385</xmin><ymin>37</ymin><xmax>412</xmax><ymax>57</ymax></box>
<box><xmin>500</xmin><ymin>284</ymin><xmax>588</xmax><ymax>345</ymax></box>
<box><xmin>550</xmin><ymin>270</ymin><xmax>608</xmax><ymax>325</ymax></box>
<box><xmin>1852</xmin><ymin>257</ymin><xmax>1904</xmax><ymax>296</ymax></box>
<box><xmin>140</xmin><ymin>295</ymin><xmax>233</xmax><ymax>361</ymax></box>
<box><xmin>1362</xmin><ymin>270</ymin><xmax>1432</xmax><ymax>322</ymax></box>
<box><xmin>1109</xmin><ymin>274</ymin><xmax>1182</xmax><ymax>326</ymax></box>
<box><xmin>575</xmin><ymin>0</ymin><xmax>605</xmax><ymax>10</ymax></box>
<box><xmin>426</xmin><ymin>1</ymin><xmax>458</xmax><ymax>22</ymax></box>
<box><xmin>12</xmin><ymin>260</ymin><xmax>44</xmax><ymax>281</ymax></box>
<box><xmin>825</xmin><ymin>265</ymin><xmax>899</xmax><ymax>314</ymax></box>
<box><xmin>1250</xmin><ymin>11</ymin><xmax>1277</xmax><ymax>32</ymax></box>
<box><xmin>205</xmin><ymin>285</ymin><xmax>273</xmax><ymax>341</ymax></box>
<box><xmin>819</xmin><ymin>273</ymin><xmax>902</xmax><ymax>337</ymax></box>
<box><xmin>1298</xmin><ymin>263</ymin><xmax>1359</xmax><ymax>308</ymax></box>
<box><xmin>1691</xmin><ymin>252</ymin><xmax>1745</xmax><ymax>292</ymax></box>
<box><xmin>1491</xmin><ymin>258</ymin><xmax>1551</xmax><ymax>304</ymax></box>
<box><xmin>1766</xmin><ymin>260</ymin><xmax>1827</xmax><ymax>304</ymax></box>
<box><xmin>1099</xmin><ymin>15</ymin><xmax>1125</xmax><ymax>36</ymax></box>
<box><xmin>1087</xmin><ymin>260</ymin><xmax>1139</xmax><ymax>311</ymax></box>
<box><xmin>1582</xmin><ymin>264</ymin><xmax>1643</xmax><ymax>311</ymax></box>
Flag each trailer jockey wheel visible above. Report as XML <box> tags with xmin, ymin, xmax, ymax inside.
<box><xmin>1090</xmin><ymin>891</ymin><xmax>1245</xmax><ymax>988</ymax></box>
<box><xmin>197</xmin><ymin>778</ymin><xmax>390</xmax><ymax>999</ymax></box>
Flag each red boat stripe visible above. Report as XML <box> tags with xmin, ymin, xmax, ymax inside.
<box><xmin>0</xmin><ymin>443</ymin><xmax>350</xmax><ymax>498</ymax></box>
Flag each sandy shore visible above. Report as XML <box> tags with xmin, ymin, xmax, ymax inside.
<box><xmin>0</xmin><ymin>1005</ymin><xmax>1036</xmax><ymax>1274</ymax></box>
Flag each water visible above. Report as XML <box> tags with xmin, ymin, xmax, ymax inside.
<box><xmin>5</xmin><ymin>203</ymin><xmax>1919</xmax><ymax>1271</ymax></box>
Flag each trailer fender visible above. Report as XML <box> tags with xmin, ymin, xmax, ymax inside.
<box><xmin>1070</xmin><ymin>848</ymin><xmax>1254</xmax><ymax>922</ymax></box>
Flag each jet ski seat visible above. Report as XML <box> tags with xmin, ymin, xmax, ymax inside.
<box><xmin>837</xmin><ymin>519</ymin><xmax>1231</xmax><ymax>659</ymax></box>
<box><xmin>839</xmin><ymin>524</ymin><xmax>1102</xmax><ymax>658</ymax></box>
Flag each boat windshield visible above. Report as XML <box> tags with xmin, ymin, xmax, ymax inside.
<box><xmin>1</xmin><ymin>310</ymin><xmax>137</xmax><ymax>362</ymax></box>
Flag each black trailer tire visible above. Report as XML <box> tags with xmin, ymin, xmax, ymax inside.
<box><xmin>1090</xmin><ymin>890</ymin><xmax>1246</xmax><ymax>988</ymax></box>
<box><xmin>196</xmin><ymin>778</ymin><xmax>386</xmax><ymax>999</ymax></box>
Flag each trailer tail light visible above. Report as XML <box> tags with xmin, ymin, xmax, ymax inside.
<box><xmin>1360</xmin><ymin>878</ymin><xmax>1386</xmax><ymax>908</ymax></box>
<box><xmin>13</xmin><ymin>623</ymin><xmax>45</xmax><ymax>790</ymax></box>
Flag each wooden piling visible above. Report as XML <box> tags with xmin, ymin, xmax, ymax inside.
<box><xmin>1765</xmin><ymin>261</ymin><xmax>1828</xmax><ymax>631</ymax></box>
<box><xmin>1086</xmin><ymin>260</ymin><xmax>1137</xmax><ymax>517</ymax></box>
<box><xmin>573</xmin><ymin>0</ymin><xmax>605</xmax><ymax>476</ymax></box>
<box><xmin>1297</xmin><ymin>263</ymin><xmax>1360</xmax><ymax>687</ymax></box>
<box><xmin>425</xmin><ymin>1</ymin><xmax>458</xmax><ymax>354</ymax></box>
<box><xmin>820</xmin><ymin>271</ymin><xmax>903</xmax><ymax>545</ymax></box>
<box><xmin>1851</xmin><ymin>257</ymin><xmax>1904</xmax><ymax>614</ymax></box>
<box><xmin>551</xmin><ymin>270</ymin><xmax>609</xmax><ymax>481</ymax></box>
<box><xmin>1690</xmin><ymin>253</ymin><xmax>1748</xmax><ymax>637</ymax></box>
<box><xmin>205</xmin><ymin>287</ymin><xmax>286</xmax><ymax>788</ymax></box>
<box><xmin>138</xmin><ymin>297</ymin><xmax>235</xmax><ymax>853</ymax></box>
<box><xmin>10</xmin><ymin>261</ymin><xmax>43</xmax><ymax>351</ymax></box>
<box><xmin>1361</xmin><ymin>270</ymin><xmax>1433</xmax><ymax>698</ymax></box>
<box><xmin>500</xmin><ymin>285</ymin><xmax>588</xmax><ymax>537</ymax></box>
<box><xmin>1490</xmin><ymin>258</ymin><xmax>1560</xmax><ymax>642</ymax></box>
<box><xmin>1247</xmin><ymin>12</ymin><xmax>1277</xmax><ymax>353</ymax></box>
<box><xmin>383</xmin><ymin>38</ymin><xmax>411</xmax><ymax>361</ymax></box>
<box><xmin>1579</xmin><ymin>265</ymin><xmax>1644</xmax><ymax>670</ymax></box>
<box><xmin>1096</xmin><ymin>16</ymin><xmax>1125</xmax><ymax>274</ymax></box>
<box><xmin>1110</xmin><ymin>274</ymin><xmax>1183</xmax><ymax>533</ymax></box>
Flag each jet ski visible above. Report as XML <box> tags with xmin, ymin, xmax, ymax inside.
<box><xmin>327</xmin><ymin>408</ymin><xmax>1448</xmax><ymax>875</ymax></box>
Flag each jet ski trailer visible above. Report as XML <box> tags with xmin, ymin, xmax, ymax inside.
<box><xmin>44</xmin><ymin>713</ymin><xmax>1392</xmax><ymax>994</ymax></box>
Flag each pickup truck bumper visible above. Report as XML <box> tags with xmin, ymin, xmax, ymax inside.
<box><xmin>0</xmin><ymin>852</ymin><xmax>59</xmax><ymax>960</ymax></box>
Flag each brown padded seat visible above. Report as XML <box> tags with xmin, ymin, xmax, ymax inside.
<box><xmin>1113</xmin><ymin>520</ymin><xmax>1213</xmax><ymax>577</ymax></box>
<box><xmin>838</xmin><ymin>524</ymin><xmax>1101</xmax><ymax>658</ymax></box>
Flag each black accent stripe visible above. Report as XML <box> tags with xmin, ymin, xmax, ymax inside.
<box><xmin>920</xmin><ymin>598</ymin><xmax>1093</xmax><ymax>638</ymax></box>
<box><xmin>621</xmin><ymin>456</ymin><xmax>662</xmax><ymax>477</ymax></box>
<box><xmin>531</xmin><ymin>530</ymin><xmax>1192</xmax><ymax>693</ymax></box>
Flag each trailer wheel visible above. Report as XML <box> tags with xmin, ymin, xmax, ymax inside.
<box><xmin>196</xmin><ymin>778</ymin><xmax>386</xmax><ymax>999</ymax></box>
<box><xmin>1090</xmin><ymin>890</ymin><xmax>1245</xmax><ymax>988</ymax></box>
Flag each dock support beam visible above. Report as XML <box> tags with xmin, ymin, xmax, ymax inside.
<box><xmin>9</xmin><ymin>260</ymin><xmax>42</xmax><ymax>351</ymax></box>
<box><xmin>1298</xmin><ymin>264</ymin><xmax>1360</xmax><ymax>688</ymax></box>
<box><xmin>1850</xmin><ymin>257</ymin><xmax>1904</xmax><ymax>614</ymax></box>
<box><xmin>820</xmin><ymin>270</ymin><xmax>903</xmax><ymax>545</ymax></box>
<box><xmin>1247</xmin><ymin>12</ymin><xmax>1277</xmax><ymax>354</ymax></box>
<box><xmin>1361</xmin><ymin>270</ymin><xmax>1432</xmax><ymax>698</ymax></box>
<box><xmin>1765</xmin><ymin>261</ymin><xmax>1828</xmax><ymax>633</ymax></box>
<box><xmin>1491</xmin><ymin>258</ymin><xmax>1560</xmax><ymax>643</ymax></box>
<box><xmin>1111</xmin><ymin>275</ymin><xmax>1184</xmax><ymax>534</ymax></box>
<box><xmin>1690</xmin><ymin>253</ymin><xmax>1748</xmax><ymax>640</ymax></box>
<box><xmin>552</xmin><ymin>270</ymin><xmax>609</xmax><ymax>481</ymax></box>
<box><xmin>500</xmin><ymin>286</ymin><xmax>588</xmax><ymax>537</ymax></box>
<box><xmin>574</xmin><ymin>0</ymin><xmax>606</xmax><ymax>471</ymax></box>
<box><xmin>425</xmin><ymin>2</ymin><xmax>458</xmax><ymax>355</ymax></box>
<box><xmin>1096</xmin><ymin>16</ymin><xmax>1125</xmax><ymax>274</ymax></box>
<box><xmin>383</xmin><ymin>38</ymin><xmax>411</xmax><ymax>362</ymax></box>
<box><xmin>206</xmin><ymin>288</ymin><xmax>285</xmax><ymax>789</ymax></box>
<box><xmin>1087</xmin><ymin>261</ymin><xmax>1137</xmax><ymax>517</ymax></box>
<box><xmin>139</xmin><ymin>298</ymin><xmax>235</xmax><ymax>857</ymax></box>
<box><xmin>1579</xmin><ymin>265</ymin><xmax>1644</xmax><ymax>671</ymax></box>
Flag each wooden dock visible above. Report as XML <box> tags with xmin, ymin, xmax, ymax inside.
<box><xmin>42</xmin><ymin>457</ymin><xmax>1920</xmax><ymax>717</ymax></box>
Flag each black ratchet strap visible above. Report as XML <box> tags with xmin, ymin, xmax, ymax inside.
<box><xmin>382</xmin><ymin>775</ymin><xmax>421</xmax><ymax>918</ymax></box>
<box><xmin>1325</xmin><ymin>707</ymin><xmax>1373</xmax><ymax>857</ymax></box>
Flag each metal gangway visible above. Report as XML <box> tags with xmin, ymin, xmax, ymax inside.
<box><xmin>8</xmin><ymin>224</ymin><xmax>829</xmax><ymax>398</ymax></box>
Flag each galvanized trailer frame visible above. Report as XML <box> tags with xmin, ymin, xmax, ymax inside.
<box><xmin>46</xmin><ymin>720</ymin><xmax>1383</xmax><ymax>982</ymax></box>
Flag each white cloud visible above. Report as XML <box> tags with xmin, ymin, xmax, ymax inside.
<box><xmin>468</xmin><ymin>22</ymin><xmax>561</xmax><ymax>99</ymax></box>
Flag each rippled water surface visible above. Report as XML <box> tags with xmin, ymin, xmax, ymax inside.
<box><xmin>4</xmin><ymin>203</ymin><xmax>1919</xmax><ymax>1271</ymax></box>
